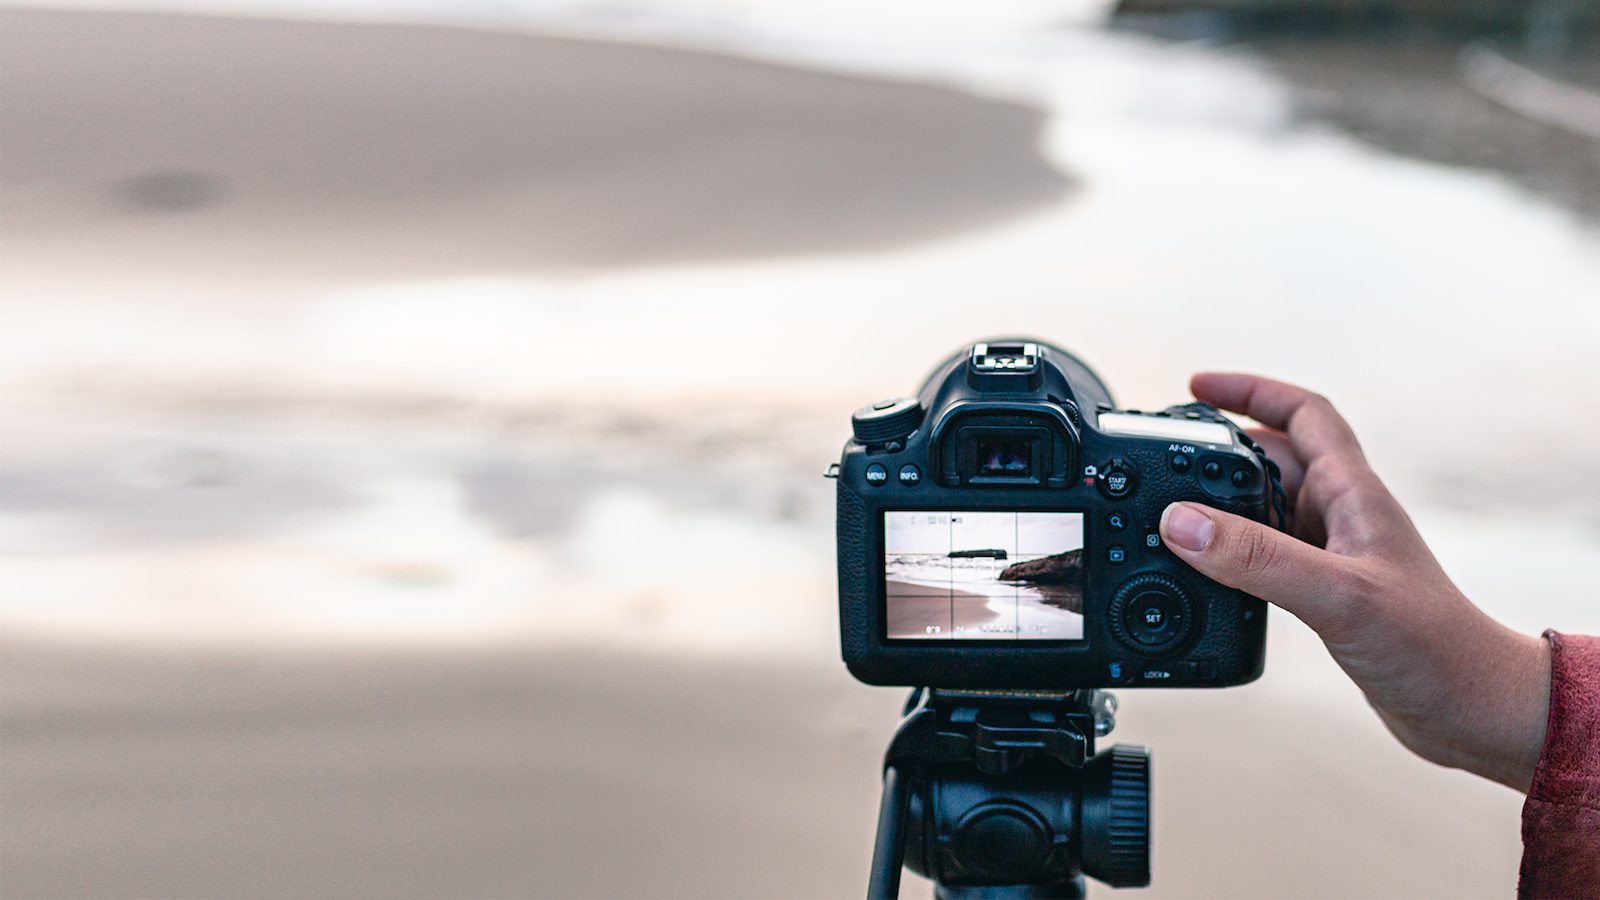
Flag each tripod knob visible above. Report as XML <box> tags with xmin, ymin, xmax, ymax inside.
<box><xmin>950</xmin><ymin>802</ymin><xmax>1051</xmax><ymax>882</ymax></box>
<box><xmin>1080</xmin><ymin>744</ymin><xmax>1151</xmax><ymax>888</ymax></box>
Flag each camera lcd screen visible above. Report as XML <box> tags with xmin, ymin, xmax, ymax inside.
<box><xmin>883</xmin><ymin>511</ymin><xmax>1085</xmax><ymax>640</ymax></box>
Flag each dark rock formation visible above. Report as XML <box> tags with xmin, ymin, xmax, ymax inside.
<box><xmin>998</xmin><ymin>549</ymin><xmax>1083</xmax><ymax>585</ymax></box>
<box><xmin>950</xmin><ymin>549</ymin><xmax>1008</xmax><ymax>559</ymax></box>
<box><xmin>1113</xmin><ymin>0</ymin><xmax>1599</xmax><ymax>32</ymax></box>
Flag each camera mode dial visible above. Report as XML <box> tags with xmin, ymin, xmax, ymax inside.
<box><xmin>1108</xmin><ymin>573</ymin><xmax>1196</xmax><ymax>656</ymax></box>
<box><xmin>851</xmin><ymin>397</ymin><xmax>923</xmax><ymax>446</ymax></box>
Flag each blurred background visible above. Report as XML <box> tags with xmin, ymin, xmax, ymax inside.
<box><xmin>2</xmin><ymin>0</ymin><xmax>1599</xmax><ymax>896</ymax></box>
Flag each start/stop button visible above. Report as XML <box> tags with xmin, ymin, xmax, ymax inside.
<box><xmin>1096</xmin><ymin>458</ymin><xmax>1137</xmax><ymax>500</ymax></box>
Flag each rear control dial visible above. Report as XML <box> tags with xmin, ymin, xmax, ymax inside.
<box><xmin>1109</xmin><ymin>573</ymin><xmax>1196</xmax><ymax>656</ymax></box>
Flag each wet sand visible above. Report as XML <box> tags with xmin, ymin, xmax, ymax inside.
<box><xmin>886</xmin><ymin>576</ymin><xmax>1086</xmax><ymax>636</ymax></box>
<box><xmin>0</xmin><ymin>636</ymin><xmax>1525</xmax><ymax>898</ymax></box>
<box><xmin>0</xmin><ymin>7</ymin><xmax>1070</xmax><ymax>281</ymax></box>
<box><xmin>885</xmin><ymin>584</ymin><xmax>1002</xmax><ymax>638</ymax></box>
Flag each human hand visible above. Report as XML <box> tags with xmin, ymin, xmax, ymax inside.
<box><xmin>1158</xmin><ymin>373</ymin><xmax>1551</xmax><ymax>792</ymax></box>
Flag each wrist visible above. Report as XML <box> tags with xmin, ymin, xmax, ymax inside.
<box><xmin>1467</xmin><ymin>627</ymin><xmax>1552</xmax><ymax>793</ymax></box>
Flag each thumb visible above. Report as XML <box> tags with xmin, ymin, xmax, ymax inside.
<box><xmin>1158</xmin><ymin>501</ymin><xmax>1358</xmax><ymax>632</ymax></box>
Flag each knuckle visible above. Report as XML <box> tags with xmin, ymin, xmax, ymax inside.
<box><xmin>1317</xmin><ymin>562</ymin><xmax>1387</xmax><ymax>636</ymax></box>
<box><xmin>1232</xmin><ymin>526</ymin><xmax>1280</xmax><ymax>577</ymax></box>
<box><xmin>1333</xmin><ymin>561</ymin><xmax>1385</xmax><ymax>607</ymax></box>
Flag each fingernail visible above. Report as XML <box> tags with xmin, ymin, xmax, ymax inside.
<box><xmin>1162</xmin><ymin>502</ymin><xmax>1214</xmax><ymax>552</ymax></box>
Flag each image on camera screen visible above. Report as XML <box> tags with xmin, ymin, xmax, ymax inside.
<box><xmin>883</xmin><ymin>511</ymin><xmax>1085</xmax><ymax>640</ymax></box>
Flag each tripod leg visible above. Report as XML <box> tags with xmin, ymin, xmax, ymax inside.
<box><xmin>868</xmin><ymin>764</ymin><xmax>911</xmax><ymax>900</ymax></box>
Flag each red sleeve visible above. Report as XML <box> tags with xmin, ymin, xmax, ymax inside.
<box><xmin>1519</xmin><ymin>631</ymin><xmax>1600</xmax><ymax>899</ymax></box>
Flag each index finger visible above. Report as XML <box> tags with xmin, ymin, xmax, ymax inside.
<box><xmin>1190</xmin><ymin>372</ymin><xmax>1364</xmax><ymax>466</ymax></box>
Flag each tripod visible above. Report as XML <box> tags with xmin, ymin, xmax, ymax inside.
<box><xmin>866</xmin><ymin>689</ymin><xmax>1150</xmax><ymax>899</ymax></box>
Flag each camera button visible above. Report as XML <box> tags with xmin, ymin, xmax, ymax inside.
<box><xmin>1107</xmin><ymin>546</ymin><xmax>1127</xmax><ymax>564</ymax></box>
<box><xmin>1201</xmin><ymin>460</ymin><xmax>1222</xmax><ymax>480</ymax></box>
<box><xmin>1230</xmin><ymin>467</ymin><xmax>1253</xmax><ymax>488</ymax></box>
<box><xmin>1106</xmin><ymin>512</ymin><xmax>1128</xmax><ymax>532</ymax></box>
<box><xmin>1141</xmin><ymin>531</ymin><xmax>1163</xmax><ymax>553</ymax></box>
<box><xmin>1124</xmin><ymin>592</ymin><xmax>1182</xmax><ymax>644</ymax></box>
<box><xmin>897</xmin><ymin>464</ymin><xmax>921</xmax><ymax>487</ymax></box>
<box><xmin>1109</xmin><ymin>574</ymin><xmax>1196</xmax><ymax>655</ymax></box>
<box><xmin>1096</xmin><ymin>460</ymin><xmax>1137</xmax><ymax>500</ymax></box>
<box><xmin>1169</xmin><ymin>453</ymin><xmax>1191</xmax><ymax>474</ymax></box>
<box><xmin>864</xmin><ymin>463</ymin><xmax>888</xmax><ymax>486</ymax></box>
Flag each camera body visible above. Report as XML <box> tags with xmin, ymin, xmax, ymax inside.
<box><xmin>836</xmin><ymin>340</ymin><xmax>1280</xmax><ymax>689</ymax></box>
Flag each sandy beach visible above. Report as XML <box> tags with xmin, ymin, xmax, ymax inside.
<box><xmin>4</xmin><ymin>4</ymin><xmax>1597</xmax><ymax>898</ymax></box>
<box><xmin>0</xmin><ymin>7</ymin><xmax>1068</xmax><ymax>279</ymax></box>
<box><xmin>0</xmin><ymin>634</ymin><xmax>1527</xmax><ymax>898</ymax></box>
<box><xmin>886</xmin><ymin>585</ymin><xmax>1006</xmax><ymax>638</ymax></box>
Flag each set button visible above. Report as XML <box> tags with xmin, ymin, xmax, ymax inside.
<box><xmin>1123</xmin><ymin>590</ymin><xmax>1184</xmax><ymax>647</ymax></box>
<box><xmin>1108</xmin><ymin>573</ymin><xmax>1197</xmax><ymax>655</ymax></box>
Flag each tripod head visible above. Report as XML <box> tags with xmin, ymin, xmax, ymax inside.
<box><xmin>869</xmin><ymin>689</ymin><xmax>1150</xmax><ymax>899</ymax></box>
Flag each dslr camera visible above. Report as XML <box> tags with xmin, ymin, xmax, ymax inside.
<box><xmin>835</xmin><ymin>339</ymin><xmax>1285</xmax><ymax>690</ymax></box>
